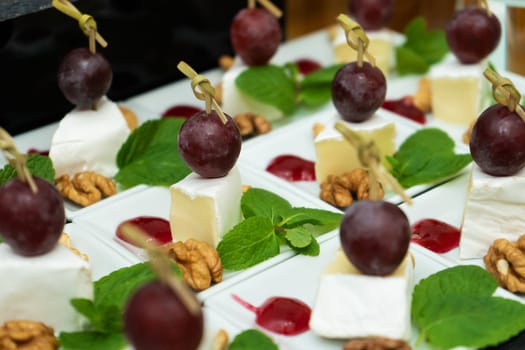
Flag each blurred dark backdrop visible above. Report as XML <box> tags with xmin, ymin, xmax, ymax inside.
<box><xmin>0</xmin><ymin>0</ymin><xmax>285</xmax><ymax>135</ymax></box>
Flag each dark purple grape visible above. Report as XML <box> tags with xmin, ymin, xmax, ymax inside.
<box><xmin>230</xmin><ymin>8</ymin><xmax>281</xmax><ymax>66</ymax></box>
<box><xmin>446</xmin><ymin>7</ymin><xmax>501</xmax><ymax>64</ymax></box>
<box><xmin>178</xmin><ymin>110</ymin><xmax>242</xmax><ymax>178</ymax></box>
<box><xmin>0</xmin><ymin>177</ymin><xmax>65</xmax><ymax>256</ymax></box>
<box><xmin>57</xmin><ymin>47</ymin><xmax>112</xmax><ymax>109</ymax></box>
<box><xmin>124</xmin><ymin>280</ymin><xmax>203</xmax><ymax>350</ymax></box>
<box><xmin>470</xmin><ymin>104</ymin><xmax>525</xmax><ymax>176</ymax></box>
<box><xmin>340</xmin><ymin>200</ymin><xmax>411</xmax><ymax>276</ymax></box>
<box><xmin>332</xmin><ymin>61</ymin><xmax>386</xmax><ymax>122</ymax></box>
<box><xmin>348</xmin><ymin>0</ymin><xmax>394</xmax><ymax>31</ymax></box>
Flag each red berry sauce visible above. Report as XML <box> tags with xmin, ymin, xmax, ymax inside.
<box><xmin>161</xmin><ymin>105</ymin><xmax>202</xmax><ymax>119</ymax></box>
<box><xmin>265</xmin><ymin>154</ymin><xmax>316</xmax><ymax>182</ymax></box>
<box><xmin>27</xmin><ymin>148</ymin><xmax>49</xmax><ymax>156</ymax></box>
<box><xmin>115</xmin><ymin>216</ymin><xmax>172</xmax><ymax>247</ymax></box>
<box><xmin>382</xmin><ymin>96</ymin><xmax>426</xmax><ymax>124</ymax></box>
<box><xmin>411</xmin><ymin>218</ymin><xmax>461</xmax><ymax>253</ymax></box>
<box><xmin>295</xmin><ymin>58</ymin><xmax>322</xmax><ymax>75</ymax></box>
<box><xmin>232</xmin><ymin>294</ymin><xmax>311</xmax><ymax>336</ymax></box>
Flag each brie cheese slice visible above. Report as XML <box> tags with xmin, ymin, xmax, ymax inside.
<box><xmin>0</xmin><ymin>244</ymin><xmax>93</xmax><ymax>332</ymax></box>
<box><xmin>169</xmin><ymin>167</ymin><xmax>243</xmax><ymax>247</ymax></box>
<box><xmin>49</xmin><ymin>97</ymin><xmax>131</xmax><ymax>178</ymax></box>
<box><xmin>314</xmin><ymin>115</ymin><xmax>396</xmax><ymax>183</ymax></box>
<box><xmin>460</xmin><ymin>165</ymin><xmax>525</xmax><ymax>259</ymax></box>
<box><xmin>310</xmin><ymin>249</ymin><xmax>413</xmax><ymax>340</ymax></box>
<box><xmin>429</xmin><ymin>56</ymin><xmax>487</xmax><ymax>125</ymax></box>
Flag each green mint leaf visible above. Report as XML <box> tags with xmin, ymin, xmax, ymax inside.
<box><xmin>280</xmin><ymin>207</ymin><xmax>342</xmax><ymax>232</ymax></box>
<box><xmin>229</xmin><ymin>329</ymin><xmax>279</xmax><ymax>350</ymax></box>
<box><xmin>70</xmin><ymin>301</ymin><xmax>122</xmax><ymax>333</ymax></box>
<box><xmin>93</xmin><ymin>262</ymin><xmax>158</xmax><ymax>312</ymax></box>
<box><xmin>298</xmin><ymin>64</ymin><xmax>344</xmax><ymax>107</ymax></box>
<box><xmin>0</xmin><ymin>154</ymin><xmax>55</xmax><ymax>186</ymax></box>
<box><xmin>420</xmin><ymin>295</ymin><xmax>525</xmax><ymax>349</ymax></box>
<box><xmin>284</xmin><ymin>226</ymin><xmax>313</xmax><ymax>248</ymax></box>
<box><xmin>59</xmin><ymin>331</ymin><xmax>127</xmax><ymax>350</ymax></box>
<box><xmin>412</xmin><ymin>265</ymin><xmax>497</xmax><ymax>327</ymax></box>
<box><xmin>241</xmin><ymin>188</ymin><xmax>292</xmax><ymax>225</ymax></box>
<box><xmin>395</xmin><ymin>17</ymin><xmax>449</xmax><ymax>75</ymax></box>
<box><xmin>387</xmin><ymin>128</ymin><xmax>472</xmax><ymax>188</ymax></box>
<box><xmin>115</xmin><ymin>118</ymin><xmax>191</xmax><ymax>188</ymax></box>
<box><xmin>235</xmin><ymin>65</ymin><xmax>296</xmax><ymax>115</ymax></box>
<box><xmin>217</xmin><ymin>216</ymin><xmax>280</xmax><ymax>270</ymax></box>
<box><xmin>292</xmin><ymin>236</ymin><xmax>320</xmax><ymax>256</ymax></box>
<box><xmin>395</xmin><ymin>46</ymin><xmax>430</xmax><ymax>76</ymax></box>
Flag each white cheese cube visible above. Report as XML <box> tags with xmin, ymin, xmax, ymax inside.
<box><xmin>460</xmin><ymin>165</ymin><xmax>525</xmax><ymax>259</ymax></box>
<box><xmin>0</xmin><ymin>244</ymin><xmax>93</xmax><ymax>332</ymax></box>
<box><xmin>429</xmin><ymin>56</ymin><xmax>486</xmax><ymax>125</ymax></box>
<box><xmin>49</xmin><ymin>97</ymin><xmax>131</xmax><ymax>178</ymax></box>
<box><xmin>169</xmin><ymin>167</ymin><xmax>242</xmax><ymax>247</ymax></box>
<box><xmin>310</xmin><ymin>250</ymin><xmax>413</xmax><ymax>340</ymax></box>
<box><xmin>314</xmin><ymin>115</ymin><xmax>396</xmax><ymax>183</ymax></box>
<box><xmin>221</xmin><ymin>60</ymin><xmax>284</xmax><ymax>121</ymax></box>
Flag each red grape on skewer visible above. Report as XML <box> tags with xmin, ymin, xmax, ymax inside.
<box><xmin>230</xmin><ymin>0</ymin><xmax>282</xmax><ymax>66</ymax></box>
<box><xmin>332</xmin><ymin>14</ymin><xmax>387</xmax><ymax>122</ymax></box>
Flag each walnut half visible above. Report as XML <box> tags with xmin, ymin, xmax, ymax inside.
<box><xmin>343</xmin><ymin>337</ymin><xmax>412</xmax><ymax>350</ymax></box>
<box><xmin>163</xmin><ymin>239</ymin><xmax>223</xmax><ymax>291</ymax></box>
<box><xmin>0</xmin><ymin>320</ymin><xmax>59</xmax><ymax>350</ymax></box>
<box><xmin>56</xmin><ymin>171</ymin><xmax>117</xmax><ymax>207</ymax></box>
<box><xmin>319</xmin><ymin>168</ymin><xmax>384</xmax><ymax>208</ymax></box>
<box><xmin>484</xmin><ymin>234</ymin><xmax>525</xmax><ymax>293</ymax></box>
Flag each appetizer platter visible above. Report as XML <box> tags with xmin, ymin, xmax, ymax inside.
<box><xmin>3</xmin><ymin>0</ymin><xmax>525</xmax><ymax>349</ymax></box>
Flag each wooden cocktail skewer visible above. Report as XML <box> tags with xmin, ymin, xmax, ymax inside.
<box><xmin>0</xmin><ymin>128</ymin><xmax>37</xmax><ymax>193</ymax></box>
<box><xmin>52</xmin><ymin>0</ymin><xmax>108</xmax><ymax>53</ymax></box>
<box><xmin>177</xmin><ymin>61</ymin><xmax>228</xmax><ymax>124</ymax></box>
<box><xmin>334</xmin><ymin>121</ymin><xmax>413</xmax><ymax>205</ymax></box>
<box><xmin>483</xmin><ymin>68</ymin><xmax>525</xmax><ymax>120</ymax></box>
<box><xmin>119</xmin><ymin>223</ymin><xmax>201</xmax><ymax>316</ymax></box>
<box><xmin>337</xmin><ymin>14</ymin><xmax>376</xmax><ymax>68</ymax></box>
<box><xmin>248</xmin><ymin>0</ymin><xmax>282</xmax><ymax>18</ymax></box>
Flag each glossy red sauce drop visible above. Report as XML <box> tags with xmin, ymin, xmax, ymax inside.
<box><xmin>411</xmin><ymin>218</ymin><xmax>461</xmax><ymax>253</ymax></box>
<box><xmin>27</xmin><ymin>148</ymin><xmax>49</xmax><ymax>156</ymax></box>
<box><xmin>161</xmin><ymin>105</ymin><xmax>202</xmax><ymax>119</ymax></box>
<box><xmin>382</xmin><ymin>96</ymin><xmax>426</xmax><ymax>124</ymax></box>
<box><xmin>116</xmin><ymin>216</ymin><xmax>172</xmax><ymax>246</ymax></box>
<box><xmin>232</xmin><ymin>294</ymin><xmax>311</xmax><ymax>336</ymax></box>
<box><xmin>265</xmin><ymin>154</ymin><xmax>316</xmax><ymax>182</ymax></box>
<box><xmin>295</xmin><ymin>58</ymin><xmax>322</xmax><ymax>75</ymax></box>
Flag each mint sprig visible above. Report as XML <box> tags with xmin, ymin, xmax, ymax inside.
<box><xmin>59</xmin><ymin>262</ymin><xmax>175</xmax><ymax>350</ymax></box>
<box><xmin>235</xmin><ymin>63</ymin><xmax>343</xmax><ymax>115</ymax></box>
<box><xmin>412</xmin><ymin>265</ymin><xmax>525</xmax><ymax>348</ymax></box>
<box><xmin>386</xmin><ymin>128</ymin><xmax>472</xmax><ymax>188</ymax></box>
<box><xmin>217</xmin><ymin>188</ymin><xmax>342</xmax><ymax>270</ymax></box>
<box><xmin>115</xmin><ymin>118</ymin><xmax>191</xmax><ymax>189</ymax></box>
<box><xmin>0</xmin><ymin>153</ymin><xmax>55</xmax><ymax>185</ymax></box>
<box><xmin>395</xmin><ymin>17</ymin><xmax>449</xmax><ymax>76</ymax></box>
<box><xmin>229</xmin><ymin>329</ymin><xmax>279</xmax><ymax>350</ymax></box>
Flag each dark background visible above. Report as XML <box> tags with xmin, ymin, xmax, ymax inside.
<box><xmin>0</xmin><ymin>0</ymin><xmax>285</xmax><ymax>135</ymax></box>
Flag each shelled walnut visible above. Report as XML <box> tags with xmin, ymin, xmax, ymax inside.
<box><xmin>234</xmin><ymin>113</ymin><xmax>271</xmax><ymax>138</ymax></box>
<box><xmin>484</xmin><ymin>234</ymin><xmax>525</xmax><ymax>293</ymax></box>
<box><xmin>55</xmin><ymin>171</ymin><xmax>116</xmax><ymax>207</ymax></box>
<box><xmin>320</xmin><ymin>168</ymin><xmax>384</xmax><ymax>208</ymax></box>
<box><xmin>163</xmin><ymin>239</ymin><xmax>223</xmax><ymax>291</ymax></box>
<box><xmin>343</xmin><ymin>337</ymin><xmax>411</xmax><ymax>350</ymax></box>
<box><xmin>0</xmin><ymin>320</ymin><xmax>59</xmax><ymax>350</ymax></box>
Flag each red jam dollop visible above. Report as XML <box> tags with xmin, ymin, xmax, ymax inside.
<box><xmin>265</xmin><ymin>154</ymin><xmax>316</xmax><ymax>182</ymax></box>
<box><xmin>27</xmin><ymin>148</ymin><xmax>49</xmax><ymax>156</ymax></box>
<box><xmin>116</xmin><ymin>216</ymin><xmax>172</xmax><ymax>247</ymax></box>
<box><xmin>161</xmin><ymin>104</ymin><xmax>202</xmax><ymax>119</ymax></box>
<box><xmin>232</xmin><ymin>294</ymin><xmax>311</xmax><ymax>336</ymax></box>
<box><xmin>411</xmin><ymin>218</ymin><xmax>461</xmax><ymax>253</ymax></box>
<box><xmin>382</xmin><ymin>96</ymin><xmax>426</xmax><ymax>124</ymax></box>
<box><xmin>295</xmin><ymin>58</ymin><xmax>322</xmax><ymax>75</ymax></box>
